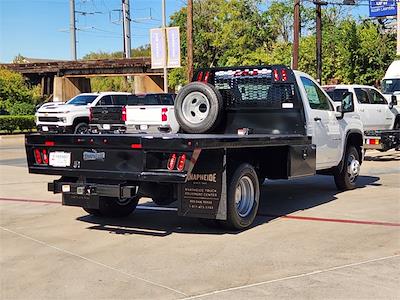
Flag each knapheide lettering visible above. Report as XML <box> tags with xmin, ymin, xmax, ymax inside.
<box><xmin>187</xmin><ymin>173</ymin><xmax>217</xmax><ymax>183</ymax></box>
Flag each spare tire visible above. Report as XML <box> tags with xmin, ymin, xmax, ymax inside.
<box><xmin>175</xmin><ymin>82</ymin><xmax>223</xmax><ymax>133</ymax></box>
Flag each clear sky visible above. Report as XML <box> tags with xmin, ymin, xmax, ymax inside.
<box><xmin>0</xmin><ymin>0</ymin><xmax>371</xmax><ymax>63</ymax></box>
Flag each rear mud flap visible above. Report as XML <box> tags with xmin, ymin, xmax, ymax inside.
<box><xmin>178</xmin><ymin>149</ymin><xmax>227</xmax><ymax>220</ymax></box>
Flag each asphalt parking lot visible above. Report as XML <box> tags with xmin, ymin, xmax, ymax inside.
<box><xmin>0</xmin><ymin>135</ymin><xmax>399</xmax><ymax>299</ymax></box>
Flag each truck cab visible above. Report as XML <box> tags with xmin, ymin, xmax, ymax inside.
<box><xmin>323</xmin><ymin>84</ymin><xmax>398</xmax><ymax>130</ymax></box>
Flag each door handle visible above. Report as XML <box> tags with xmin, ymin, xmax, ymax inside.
<box><xmin>314</xmin><ymin>117</ymin><xmax>321</xmax><ymax>121</ymax></box>
<box><xmin>377</xmin><ymin>109</ymin><xmax>382</xmax><ymax>112</ymax></box>
<box><xmin>140</xmin><ymin>107</ymin><xmax>146</xmax><ymax>110</ymax></box>
<box><xmin>359</xmin><ymin>109</ymin><xmax>365</xmax><ymax>112</ymax></box>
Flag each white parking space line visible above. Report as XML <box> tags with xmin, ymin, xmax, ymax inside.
<box><xmin>0</xmin><ymin>226</ymin><xmax>188</xmax><ymax>297</ymax></box>
<box><xmin>183</xmin><ymin>254</ymin><xmax>400</xmax><ymax>299</ymax></box>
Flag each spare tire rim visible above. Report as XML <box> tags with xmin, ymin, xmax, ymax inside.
<box><xmin>182</xmin><ymin>92</ymin><xmax>210</xmax><ymax>124</ymax></box>
<box><xmin>235</xmin><ymin>175</ymin><xmax>255</xmax><ymax>218</ymax></box>
<box><xmin>347</xmin><ymin>154</ymin><xmax>360</xmax><ymax>183</ymax></box>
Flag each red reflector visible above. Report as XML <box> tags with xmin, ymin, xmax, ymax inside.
<box><xmin>45</xmin><ymin>141</ymin><xmax>55</xmax><ymax>146</ymax></box>
<box><xmin>42</xmin><ymin>149</ymin><xmax>49</xmax><ymax>164</ymax></box>
<box><xmin>197</xmin><ymin>71</ymin><xmax>203</xmax><ymax>81</ymax></box>
<box><xmin>34</xmin><ymin>149</ymin><xmax>42</xmax><ymax>164</ymax></box>
<box><xmin>273</xmin><ymin>69</ymin><xmax>280</xmax><ymax>81</ymax></box>
<box><xmin>203</xmin><ymin>71</ymin><xmax>210</xmax><ymax>83</ymax></box>
<box><xmin>177</xmin><ymin>154</ymin><xmax>186</xmax><ymax>171</ymax></box>
<box><xmin>122</xmin><ymin>106</ymin><xmax>127</xmax><ymax>122</ymax></box>
<box><xmin>167</xmin><ymin>153</ymin><xmax>177</xmax><ymax>170</ymax></box>
<box><xmin>130</xmin><ymin>144</ymin><xmax>142</xmax><ymax>149</ymax></box>
<box><xmin>281</xmin><ymin>69</ymin><xmax>288</xmax><ymax>81</ymax></box>
<box><xmin>161</xmin><ymin>107</ymin><xmax>168</xmax><ymax>122</ymax></box>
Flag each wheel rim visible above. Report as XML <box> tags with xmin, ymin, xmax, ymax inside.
<box><xmin>235</xmin><ymin>175</ymin><xmax>255</xmax><ymax>218</ymax></box>
<box><xmin>181</xmin><ymin>92</ymin><xmax>210</xmax><ymax>124</ymax></box>
<box><xmin>347</xmin><ymin>154</ymin><xmax>360</xmax><ymax>183</ymax></box>
<box><xmin>76</xmin><ymin>125</ymin><xmax>88</xmax><ymax>134</ymax></box>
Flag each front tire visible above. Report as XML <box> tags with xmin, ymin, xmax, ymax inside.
<box><xmin>334</xmin><ymin>146</ymin><xmax>360</xmax><ymax>191</ymax></box>
<box><xmin>222</xmin><ymin>163</ymin><xmax>260</xmax><ymax>230</ymax></box>
<box><xmin>74</xmin><ymin>122</ymin><xmax>89</xmax><ymax>134</ymax></box>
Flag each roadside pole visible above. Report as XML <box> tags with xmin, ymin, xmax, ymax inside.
<box><xmin>122</xmin><ymin>0</ymin><xmax>131</xmax><ymax>59</ymax></box>
<box><xmin>187</xmin><ymin>0</ymin><xmax>194</xmax><ymax>81</ymax></box>
<box><xmin>315</xmin><ymin>0</ymin><xmax>327</xmax><ymax>84</ymax></box>
<box><xmin>397</xmin><ymin>0</ymin><xmax>400</xmax><ymax>55</ymax></box>
<box><xmin>293</xmin><ymin>0</ymin><xmax>300</xmax><ymax>70</ymax></box>
<box><xmin>162</xmin><ymin>0</ymin><xmax>168</xmax><ymax>92</ymax></box>
<box><xmin>70</xmin><ymin>0</ymin><xmax>77</xmax><ymax>60</ymax></box>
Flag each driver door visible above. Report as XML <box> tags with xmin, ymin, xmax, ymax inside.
<box><xmin>300</xmin><ymin>76</ymin><xmax>341</xmax><ymax>169</ymax></box>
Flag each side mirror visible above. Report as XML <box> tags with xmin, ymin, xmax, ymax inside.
<box><xmin>339</xmin><ymin>91</ymin><xmax>354</xmax><ymax>118</ymax></box>
<box><xmin>335</xmin><ymin>105</ymin><xmax>343</xmax><ymax>119</ymax></box>
<box><xmin>390</xmin><ymin>95</ymin><xmax>398</xmax><ymax>107</ymax></box>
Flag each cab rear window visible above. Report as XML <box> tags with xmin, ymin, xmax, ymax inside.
<box><xmin>324</xmin><ymin>88</ymin><xmax>349</xmax><ymax>102</ymax></box>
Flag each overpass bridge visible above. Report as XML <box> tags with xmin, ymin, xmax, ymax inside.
<box><xmin>1</xmin><ymin>58</ymin><xmax>166</xmax><ymax>101</ymax></box>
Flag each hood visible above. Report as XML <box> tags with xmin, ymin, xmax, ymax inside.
<box><xmin>37</xmin><ymin>103</ymin><xmax>88</xmax><ymax>113</ymax></box>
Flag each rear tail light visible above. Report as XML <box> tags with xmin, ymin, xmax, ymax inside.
<box><xmin>177</xmin><ymin>154</ymin><xmax>186</xmax><ymax>171</ymax></box>
<box><xmin>196</xmin><ymin>71</ymin><xmax>204</xmax><ymax>81</ymax></box>
<box><xmin>167</xmin><ymin>153</ymin><xmax>177</xmax><ymax>170</ymax></box>
<box><xmin>34</xmin><ymin>149</ymin><xmax>42</xmax><ymax>164</ymax></box>
<box><xmin>281</xmin><ymin>69</ymin><xmax>288</xmax><ymax>81</ymax></box>
<box><xmin>42</xmin><ymin>149</ymin><xmax>49</xmax><ymax>164</ymax></box>
<box><xmin>273</xmin><ymin>69</ymin><xmax>280</xmax><ymax>81</ymax></box>
<box><xmin>161</xmin><ymin>107</ymin><xmax>168</xmax><ymax>122</ymax></box>
<box><xmin>89</xmin><ymin>107</ymin><xmax>93</xmax><ymax>121</ymax></box>
<box><xmin>121</xmin><ymin>106</ymin><xmax>127</xmax><ymax>122</ymax></box>
<box><xmin>203</xmin><ymin>71</ymin><xmax>210</xmax><ymax>83</ymax></box>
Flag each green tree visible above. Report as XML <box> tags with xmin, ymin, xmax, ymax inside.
<box><xmin>0</xmin><ymin>68</ymin><xmax>41</xmax><ymax>115</ymax></box>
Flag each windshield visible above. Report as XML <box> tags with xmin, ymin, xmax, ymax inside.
<box><xmin>382</xmin><ymin>79</ymin><xmax>400</xmax><ymax>94</ymax></box>
<box><xmin>67</xmin><ymin>95</ymin><xmax>98</xmax><ymax>105</ymax></box>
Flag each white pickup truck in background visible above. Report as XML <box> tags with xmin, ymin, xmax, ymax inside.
<box><xmin>36</xmin><ymin>92</ymin><xmax>131</xmax><ymax>134</ymax></box>
<box><xmin>323</xmin><ymin>84</ymin><xmax>399</xmax><ymax>151</ymax></box>
<box><xmin>89</xmin><ymin>93</ymin><xmax>179</xmax><ymax>134</ymax></box>
<box><xmin>125</xmin><ymin>93</ymin><xmax>179</xmax><ymax>133</ymax></box>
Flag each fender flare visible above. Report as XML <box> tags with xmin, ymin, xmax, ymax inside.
<box><xmin>337</xmin><ymin>129</ymin><xmax>363</xmax><ymax>172</ymax></box>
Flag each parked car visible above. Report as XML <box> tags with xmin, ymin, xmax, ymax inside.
<box><xmin>35</xmin><ymin>92</ymin><xmax>131</xmax><ymax>134</ymax></box>
<box><xmin>26</xmin><ymin>66</ymin><xmax>363</xmax><ymax>230</ymax></box>
<box><xmin>323</xmin><ymin>84</ymin><xmax>399</xmax><ymax>151</ymax></box>
<box><xmin>89</xmin><ymin>93</ymin><xmax>178</xmax><ymax>134</ymax></box>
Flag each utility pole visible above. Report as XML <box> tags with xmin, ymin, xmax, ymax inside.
<box><xmin>315</xmin><ymin>0</ymin><xmax>326</xmax><ymax>84</ymax></box>
<box><xmin>162</xmin><ymin>0</ymin><xmax>168</xmax><ymax>92</ymax></box>
<box><xmin>292</xmin><ymin>0</ymin><xmax>300</xmax><ymax>70</ymax></box>
<box><xmin>70</xmin><ymin>0</ymin><xmax>77</xmax><ymax>60</ymax></box>
<box><xmin>397</xmin><ymin>0</ymin><xmax>400</xmax><ymax>55</ymax></box>
<box><xmin>122</xmin><ymin>0</ymin><xmax>131</xmax><ymax>59</ymax></box>
<box><xmin>187</xmin><ymin>0</ymin><xmax>194</xmax><ymax>81</ymax></box>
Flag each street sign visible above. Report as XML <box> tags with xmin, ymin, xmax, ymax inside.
<box><xmin>150</xmin><ymin>28</ymin><xmax>166</xmax><ymax>69</ymax></box>
<box><xmin>166</xmin><ymin>27</ymin><xmax>181</xmax><ymax>68</ymax></box>
<box><xmin>369</xmin><ymin>0</ymin><xmax>397</xmax><ymax>18</ymax></box>
<box><xmin>150</xmin><ymin>27</ymin><xmax>181</xmax><ymax>69</ymax></box>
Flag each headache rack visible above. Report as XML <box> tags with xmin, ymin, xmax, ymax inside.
<box><xmin>193</xmin><ymin>65</ymin><xmax>299</xmax><ymax>109</ymax></box>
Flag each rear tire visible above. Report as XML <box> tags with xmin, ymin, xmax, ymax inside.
<box><xmin>221</xmin><ymin>163</ymin><xmax>260</xmax><ymax>230</ymax></box>
<box><xmin>83</xmin><ymin>208</ymin><xmax>102</xmax><ymax>216</ymax></box>
<box><xmin>83</xmin><ymin>196</ymin><xmax>139</xmax><ymax>217</ymax></box>
<box><xmin>334</xmin><ymin>146</ymin><xmax>360</xmax><ymax>191</ymax></box>
<box><xmin>174</xmin><ymin>82</ymin><xmax>223</xmax><ymax>133</ymax></box>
